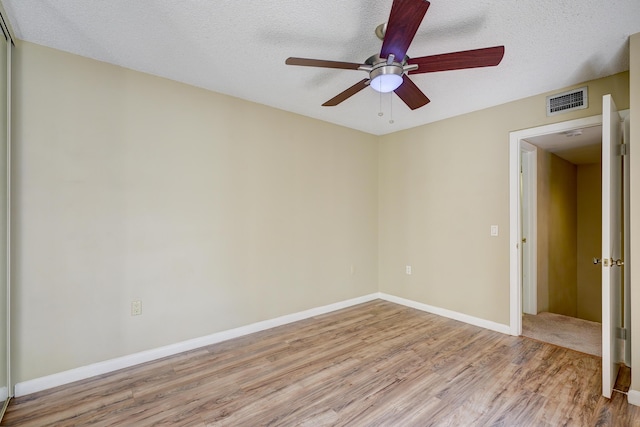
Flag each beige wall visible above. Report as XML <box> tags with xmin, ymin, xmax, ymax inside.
<box><xmin>11</xmin><ymin>38</ymin><xmax>637</xmax><ymax>391</ymax></box>
<box><xmin>541</xmin><ymin>152</ymin><xmax>578</xmax><ymax>317</ymax></box>
<box><xmin>11</xmin><ymin>42</ymin><xmax>379</xmax><ymax>383</ymax></box>
<box><xmin>630</xmin><ymin>32</ymin><xmax>640</xmax><ymax>397</ymax></box>
<box><xmin>576</xmin><ymin>163</ymin><xmax>602</xmax><ymax>322</ymax></box>
<box><xmin>379</xmin><ymin>72</ymin><xmax>629</xmax><ymax>326</ymax></box>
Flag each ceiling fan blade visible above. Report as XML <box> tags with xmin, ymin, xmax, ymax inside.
<box><xmin>286</xmin><ymin>57</ymin><xmax>363</xmax><ymax>70</ymax></box>
<box><xmin>394</xmin><ymin>75</ymin><xmax>430</xmax><ymax>110</ymax></box>
<box><xmin>322</xmin><ymin>79</ymin><xmax>370</xmax><ymax>106</ymax></box>
<box><xmin>380</xmin><ymin>0</ymin><xmax>430</xmax><ymax>61</ymax></box>
<box><xmin>407</xmin><ymin>46</ymin><xmax>505</xmax><ymax>74</ymax></box>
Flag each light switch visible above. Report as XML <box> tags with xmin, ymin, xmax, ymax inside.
<box><xmin>131</xmin><ymin>300</ymin><xmax>142</xmax><ymax>316</ymax></box>
<box><xmin>490</xmin><ymin>225</ymin><xmax>499</xmax><ymax>237</ymax></box>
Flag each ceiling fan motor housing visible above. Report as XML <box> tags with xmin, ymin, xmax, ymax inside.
<box><xmin>361</xmin><ymin>54</ymin><xmax>417</xmax><ymax>92</ymax></box>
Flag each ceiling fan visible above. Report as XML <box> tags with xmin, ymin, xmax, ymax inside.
<box><xmin>285</xmin><ymin>0</ymin><xmax>505</xmax><ymax>110</ymax></box>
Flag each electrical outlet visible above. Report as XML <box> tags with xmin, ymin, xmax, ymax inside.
<box><xmin>131</xmin><ymin>300</ymin><xmax>142</xmax><ymax>316</ymax></box>
<box><xmin>406</xmin><ymin>265</ymin><xmax>412</xmax><ymax>275</ymax></box>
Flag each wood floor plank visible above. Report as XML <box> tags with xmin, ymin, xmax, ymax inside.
<box><xmin>2</xmin><ymin>300</ymin><xmax>640</xmax><ymax>426</ymax></box>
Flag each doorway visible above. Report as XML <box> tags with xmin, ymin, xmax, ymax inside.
<box><xmin>509</xmin><ymin>110</ymin><xmax>630</xmax><ymax>352</ymax></box>
<box><xmin>510</xmin><ymin>100</ymin><xmax>630</xmax><ymax>399</ymax></box>
<box><xmin>519</xmin><ymin>125</ymin><xmax>603</xmax><ymax>356</ymax></box>
<box><xmin>509</xmin><ymin>114</ymin><xmax>606</xmax><ymax>336</ymax></box>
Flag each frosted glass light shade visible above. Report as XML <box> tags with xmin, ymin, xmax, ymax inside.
<box><xmin>370</xmin><ymin>73</ymin><xmax>403</xmax><ymax>93</ymax></box>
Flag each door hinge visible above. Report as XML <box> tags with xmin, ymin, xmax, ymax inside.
<box><xmin>616</xmin><ymin>327</ymin><xmax>627</xmax><ymax>340</ymax></box>
<box><xmin>618</xmin><ymin>144</ymin><xmax>627</xmax><ymax>156</ymax></box>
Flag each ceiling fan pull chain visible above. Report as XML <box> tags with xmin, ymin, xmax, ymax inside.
<box><xmin>378</xmin><ymin>87</ymin><xmax>384</xmax><ymax>117</ymax></box>
<box><xmin>389</xmin><ymin>93</ymin><xmax>394</xmax><ymax>124</ymax></box>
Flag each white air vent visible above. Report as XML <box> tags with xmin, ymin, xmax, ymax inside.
<box><xmin>546</xmin><ymin>86</ymin><xmax>588</xmax><ymax>116</ymax></box>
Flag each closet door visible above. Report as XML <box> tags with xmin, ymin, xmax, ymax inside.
<box><xmin>0</xmin><ymin>11</ymin><xmax>10</xmax><ymax>417</ymax></box>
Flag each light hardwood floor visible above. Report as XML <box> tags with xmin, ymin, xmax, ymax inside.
<box><xmin>2</xmin><ymin>300</ymin><xmax>639</xmax><ymax>426</ymax></box>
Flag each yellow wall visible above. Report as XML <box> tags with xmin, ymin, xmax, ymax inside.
<box><xmin>630</xmin><ymin>32</ymin><xmax>640</xmax><ymax>398</ymax></box>
<box><xmin>543</xmin><ymin>152</ymin><xmax>578</xmax><ymax>317</ymax></box>
<box><xmin>536</xmin><ymin>156</ymin><xmax>601</xmax><ymax>322</ymax></box>
<box><xmin>11</xmin><ymin>42</ymin><xmax>380</xmax><ymax>383</ymax></box>
<box><xmin>576</xmin><ymin>163</ymin><xmax>602</xmax><ymax>322</ymax></box>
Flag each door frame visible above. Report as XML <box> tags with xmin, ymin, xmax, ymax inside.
<box><xmin>520</xmin><ymin>141</ymin><xmax>537</xmax><ymax>315</ymax></box>
<box><xmin>509</xmin><ymin>114</ymin><xmax>603</xmax><ymax>336</ymax></box>
<box><xmin>623</xmin><ymin>114</ymin><xmax>631</xmax><ymax>367</ymax></box>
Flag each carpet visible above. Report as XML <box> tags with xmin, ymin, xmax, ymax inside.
<box><xmin>522</xmin><ymin>312</ymin><xmax>601</xmax><ymax>357</ymax></box>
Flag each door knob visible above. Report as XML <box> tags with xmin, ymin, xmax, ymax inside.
<box><xmin>594</xmin><ymin>257</ymin><xmax>624</xmax><ymax>266</ymax></box>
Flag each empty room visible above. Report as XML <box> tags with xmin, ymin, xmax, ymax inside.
<box><xmin>0</xmin><ymin>0</ymin><xmax>639</xmax><ymax>425</ymax></box>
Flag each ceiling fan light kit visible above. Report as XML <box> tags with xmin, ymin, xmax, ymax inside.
<box><xmin>286</xmin><ymin>0</ymin><xmax>505</xmax><ymax>110</ymax></box>
<box><xmin>370</xmin><ymin>67</ymin><xmax>403</xmax><ymax>93</ymax></box>
<box><xmin>360</xmin><ymin>54</ymin><xmax>418</xmax><ymax>93</ymax></box>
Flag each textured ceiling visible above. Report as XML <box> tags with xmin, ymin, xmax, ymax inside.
<box><xmin>525</xmin><ymin>125</ymin><xmax>602</xmax><ymax>165</ymax></box>
<box><xmin>2</xmin><ymin>0</ymin><xmax>640</xmax><ymax>135</ymax></box>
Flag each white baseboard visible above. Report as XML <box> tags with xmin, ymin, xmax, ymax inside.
<box><xmin>14</xmin><ymin>293</ymin><xmax>379</xmax><ymax>397</ymax></box>
<box><xmin>628</xmin><ymin>389</ymin><xmax>640</xmax><ymax>406</ymax></box>
<box><xmin>0</xmin><ymin>386</ymin><xmax>6</xmax><ymax>401</ymax></box>
<box><xmin>15</xmin><ymin>292</ymin><xmax>511</xmax><ymax>397</ymax></box>
<box><xmin>379</xmin><ymin>293</ymin><xmax>511</xmax><ymax>335</ymax></box>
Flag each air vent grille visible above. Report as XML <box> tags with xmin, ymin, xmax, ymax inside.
<box><xmin>546</xmin><ymin>87</ymin><xmax>588</xmax><ymax>116</ymax></box>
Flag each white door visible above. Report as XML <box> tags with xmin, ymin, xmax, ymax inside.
<box><xmin>601</xmin><ymin>94</ymin><xmax>623</xmax><ymax>398</ymax></box>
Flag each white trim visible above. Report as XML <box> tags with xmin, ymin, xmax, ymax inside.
<box><xmin>520</xmin><ymin>141</ymin><xmax>537</xmax><ymax>315</ymax></box>
<box><xmin>509</xmin><ymin>114</ymin><xmax>604</xmax><ymax>336</ymax></box>
<box><xmin>509</xmin><ymin>132</ymin><xmax>522</xmax><ymax>335</ymax></box>
<box><xmin>0</xmin><ymin>386</ymin><xmax>6</xmax><ymax>401</ymax></box>
<box><xmin>14</xmin><ymin>293</ymin><xmax>379</xmax><ymax>397</ymax></box>
<box><xmin>379</xmin><ymin>293</ymin><xmax>511</xmax><ymax>335</ymax></box>
<box><xmin>628</xmin><ymin>390</ymin><xmax>640</xmax><ymax>407</ymax></box>
<box><xmin>623</xmin><ymin>114</ymin><xmax>631</xmax><ymax>367</ymax></box>
<box><xmin>5</xmin><ymin>34</ymin><xmax>10</xmax><ymax>399</ymax></box>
